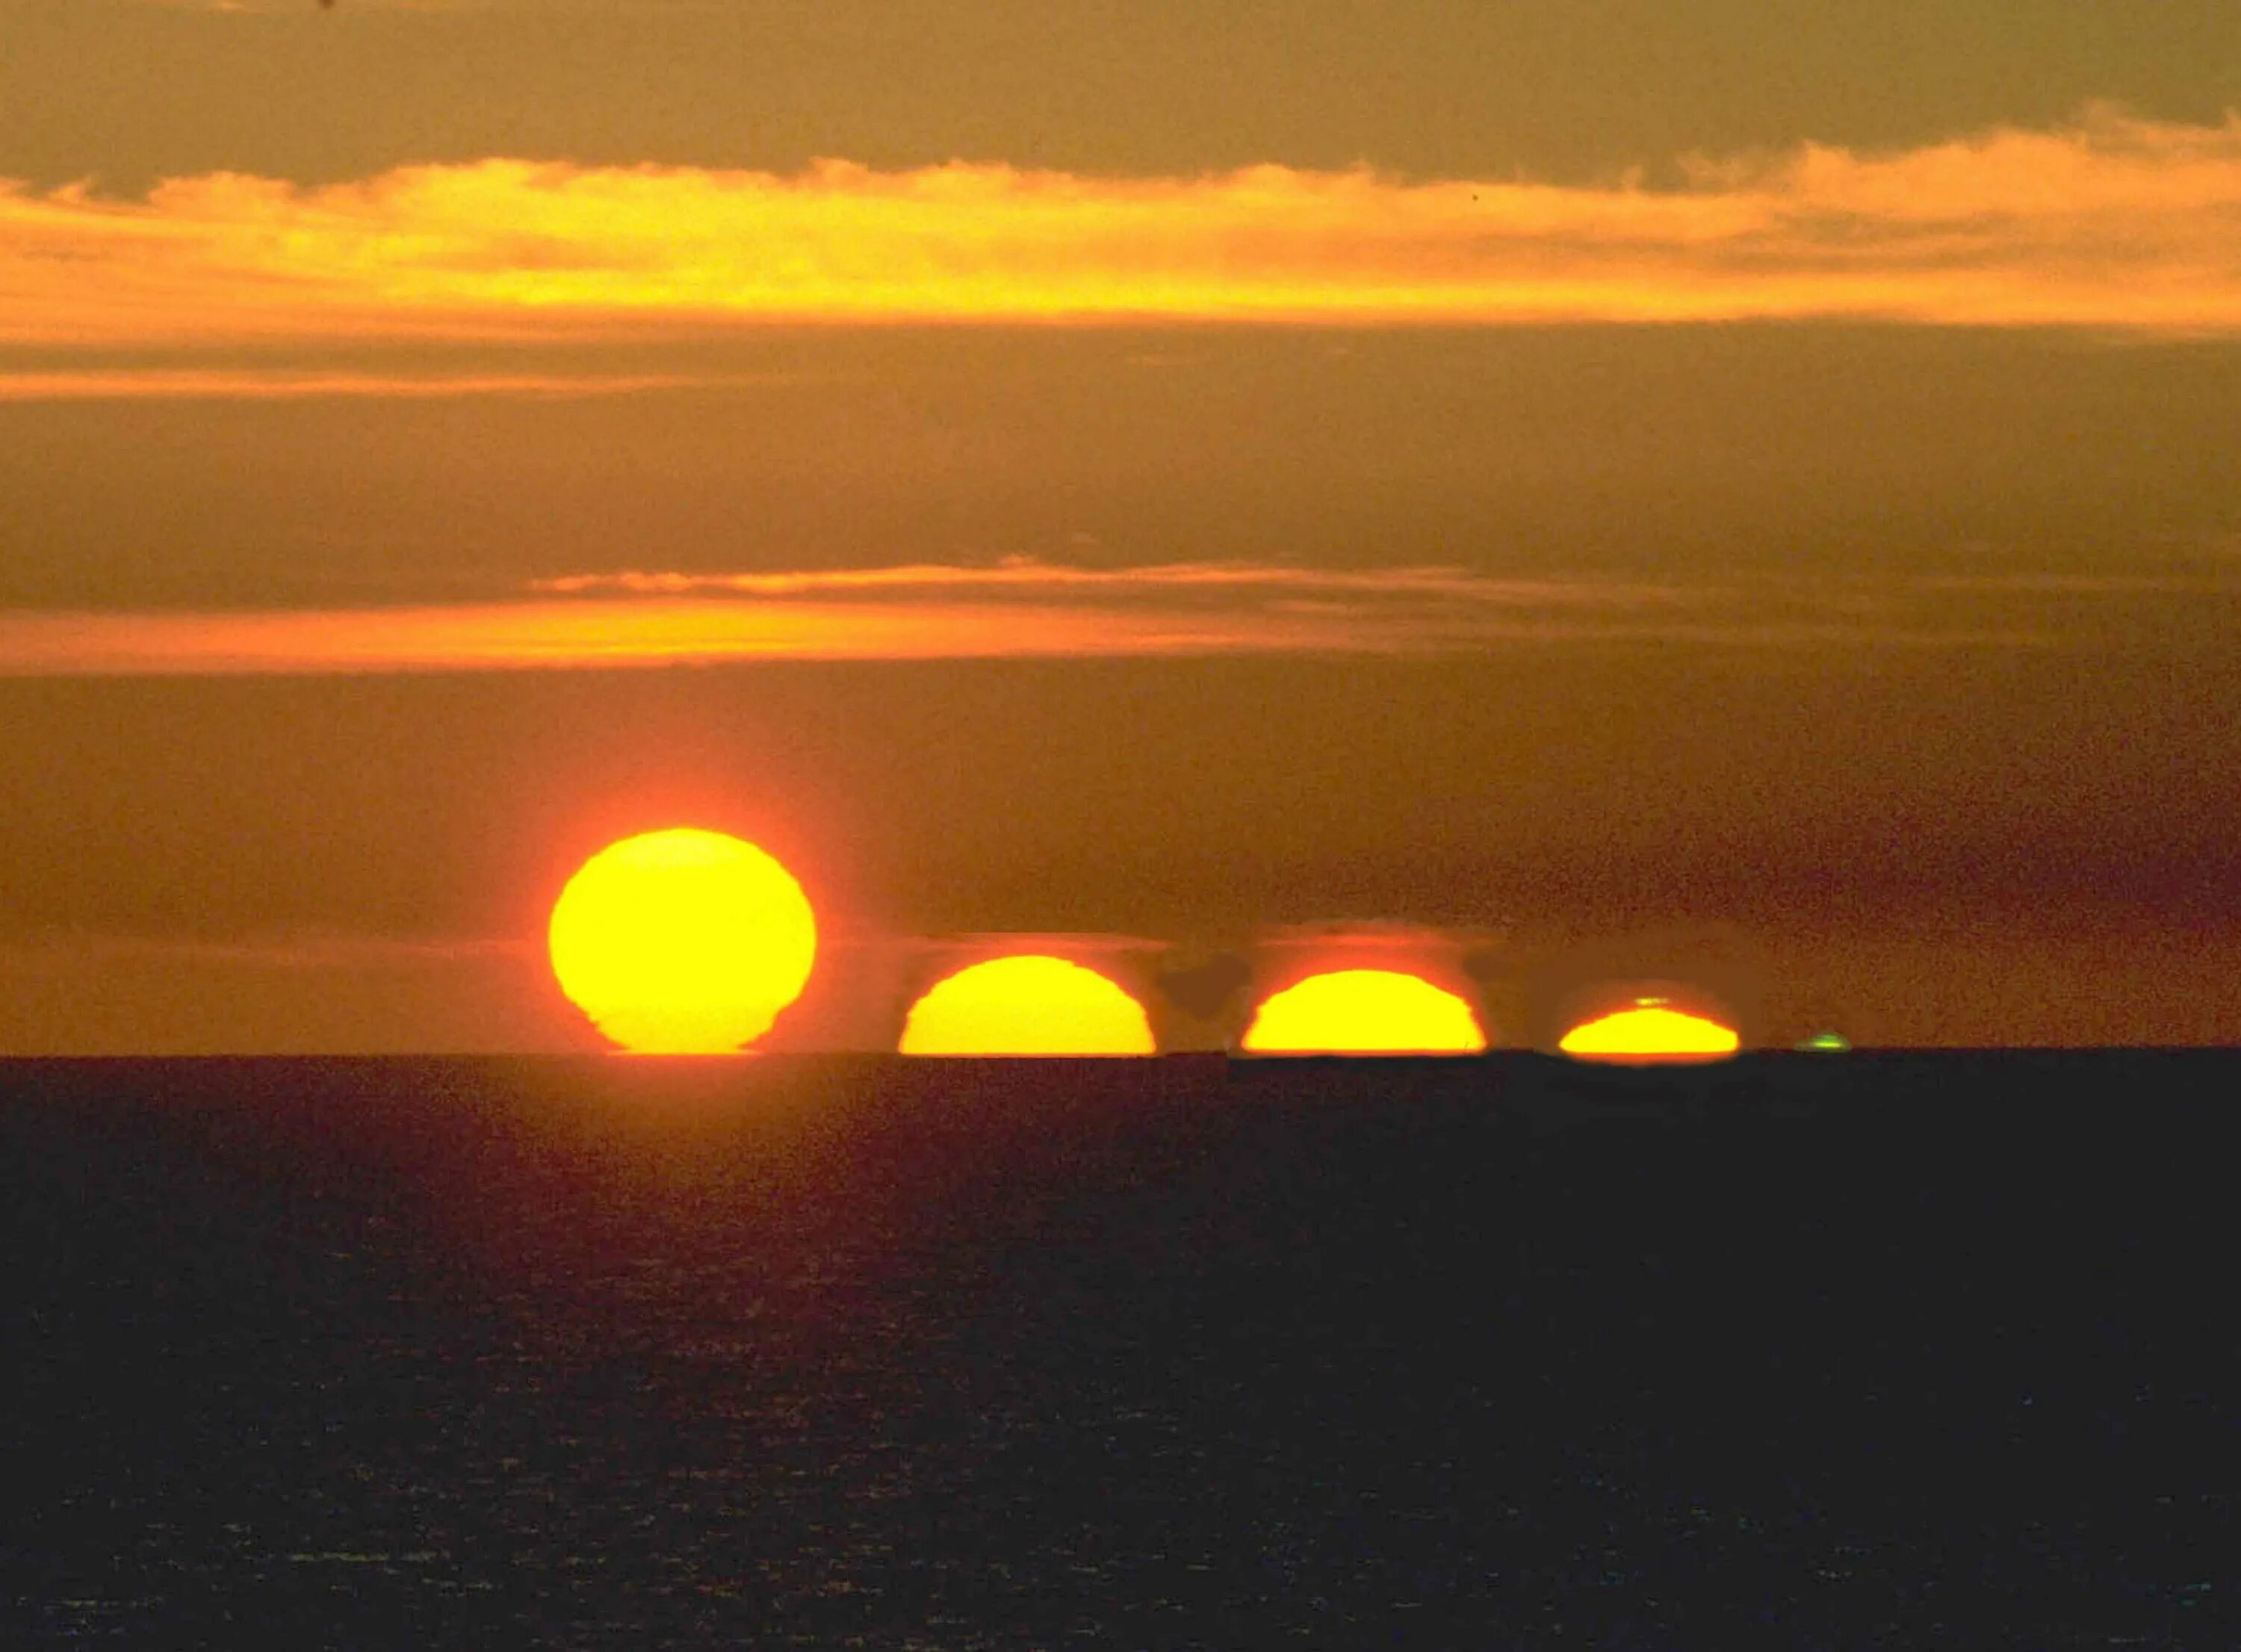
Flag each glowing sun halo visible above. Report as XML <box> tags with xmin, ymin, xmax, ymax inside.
<box><xmin>899</xmin><ymin>955</ymin><xmax>1156</xmax><ymax>1055</ymax></box>
<box><xmin>1241</xmin><ymin>969</ymin><xmax>1487</xmax><ymax>1055</ymax></box>
<box><xmin>1559</xmin><ymin>1003</ymin><xmax>1740</xmax><ymax>1064</ymax></box>
<box><xmin>548</xmin><ymin>827</ymin><xmax>816</xmax><ymax>1053</ymax></box>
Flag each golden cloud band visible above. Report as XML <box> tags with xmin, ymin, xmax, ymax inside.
<box><xmin>5</xmin><ymin>108</ymin><xmax>2240</xmax><ymax>344</ymax></box>
<box><xmin>0</xmin><ymin>558</ymin><xmax>2133</xmax><ymax>676</ymax></box>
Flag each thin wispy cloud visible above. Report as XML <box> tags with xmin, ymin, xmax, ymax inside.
<box><xmin>4</xmin><ymin>108</ymin><xmax>2241</xmax><ymax>345</ymax></box>
<box><xmin>123</xmin><ymin>1</ymin><xmax>483</xmax><ymax>13</ymax></box>
<box><xmin>123</xmin><ymin>0</ymin><xmax>690</xmax><ymax>10</ymax></box>
<box><xmin>1907</xmin><ymin>571</ymin><xmax>2241</xmax><ymax>596</ymax></box>
<box><xmin>0</xmin><ymin>368</ymin><xmax>761</xmax><ymax>401</ymax></box>
<box><xmin>526</xmin><ymin>562</ymin><xmax>1693</xmax><ymax>607</ymax></box>
<box><xmin>0</xmin><ymin>562</ymin><xmax>2083</xmax><ymax>677</ymax></box>
<box><xmin>0</xmin><ymin>931</ymin><xmax>532</xmax><ymax>970</ymax></box>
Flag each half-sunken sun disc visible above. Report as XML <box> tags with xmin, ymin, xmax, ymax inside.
<box><xmin>1560</xmin><ymin>1003</ymin><xmax>1739</xmax><ymax>1064</ymax></box>
<box><xmin>899</xmin><ymin>955</ymin><xmax>1156</xmax><ymax>1055</ymax></box>
<box><xmin>549</xmin><ymin>827</ymin><xmax>816</xmax><ymax>1053</ymax></box>
<box><xmin>1241</xmin><ymin>968</ymin><xmax>1487</xmax><ymax>1055</ymax></box>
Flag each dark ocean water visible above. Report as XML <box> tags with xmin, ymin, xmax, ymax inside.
<box><xmin>1</xmin><ymin>1053</ymin><xmax>2233</xmax><ymax>1649</ymax></box>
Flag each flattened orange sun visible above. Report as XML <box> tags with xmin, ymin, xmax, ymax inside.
<box><xmin>548</xmin><ymin>827</ymin><xmax>816</xmax><ymax>1053</ymax></box>
<box><xmin>1240</xmin><ymin>969</ymin><xmax>1487</xmax><ymax>1055</ymax></box>
<box><xmin>899</xmin><ymin>955</ymin><xmax>1156</xmax><ymax>1055</ymax></box>
<box><xmin>1559</xmin><ymin>1002</ymin><xmax>1739</xmax><ymax>1064</ymax></box>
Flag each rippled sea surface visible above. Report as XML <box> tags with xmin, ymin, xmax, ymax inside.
<box><xmin>1</xmin><ymin>1054</ymin><xmax>2233</xmax><ymax>1648</ymax></box>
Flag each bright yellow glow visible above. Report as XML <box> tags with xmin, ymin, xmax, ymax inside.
<box><xmin>1559</xmin><ymin>1004</ymin><xmax>1741</xmax><ymax>1064</ymax></box>
<box><xmin>899</xmin><ymin>956</ymin><xmax>1156</xmax><ymax>1056</ymax></box>
<box><xmin>548</xmin><ymin>827</ymin><xmax>816</xmax><ymax>1053</ymax></box>
<box><xmin>9</xmin><ymin>113</ymin><xmax>2241</xmax><ymax>350</ymax></box>
<box><xmin>1240</xmin><ymin>969</ymin><xmax>1487</xmax><ymax>1055</ymax></box>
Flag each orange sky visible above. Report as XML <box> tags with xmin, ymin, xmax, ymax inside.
<box><xmin>2</xmin><ymin>0</ymin><xmax>2239</xmax><ymax>1051</ymax></box>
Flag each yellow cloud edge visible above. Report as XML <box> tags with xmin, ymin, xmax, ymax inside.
<box><xmin>7</xmin><ymin>107</ymin><xmax>2241</xmax><ymax>341</ymax></box>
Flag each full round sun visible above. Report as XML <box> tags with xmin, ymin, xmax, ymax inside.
<box><xmin>1240</xmin><ymin>968</ymin><xmax>1487</xmax><ymax>1055</ymax></box>
<box><xmin>548</xmin><ymin>827</ymin><xmax>816</xmax><ymax>1054</ymax></box>
<box><xmin>899</xmin><ymin>955</ymin><xmax>1156</xmax><ymax>1055</ymax></box>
